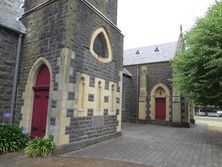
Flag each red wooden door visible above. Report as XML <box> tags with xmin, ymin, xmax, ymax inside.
<box><xmin>155</xmin><ymin>98</ymin><xmax>166</xmax><ymax>120</ymax></box>
<box><xmin>31</xmin><ymin>65</ymin><xmax>50</xmax><ymax>138</ymax></box>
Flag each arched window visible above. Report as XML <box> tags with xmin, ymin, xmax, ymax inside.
<box><xmin>97</xmin><ymin>81</ymin><xmax>102</xmax><ymax>111</ymax></box>
<box><xmin>111</xmin><ymin>84</ymin><xmax>115</xmax><ymax>111</ymax></box>
<box><xmin>90</xmin><ymin>27</ymin><xmax>112</xmax><ymax>63</ymax></box>
<box><xmin>93</xmin><ymin>32</ymin><xmax>108</xmax><ymax>58</ymax></box>
<box><xmin>78</xmin><ymin>77</ymin><xmax>86</xmax><ymax>110</ymax></box>
<box><xmin>155</xmin><ymin>87</ymin><xmax>166</xmax><ymax>97</ymax></box>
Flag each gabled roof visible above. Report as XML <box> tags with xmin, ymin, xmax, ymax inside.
<box><xmin>0</xmin><ymin>0</ymin><xmax>26</xmax><ymax>33</ymax></box>
<box><xmin>124</xmin><ymin>41</ymin><xmax>178</xmax><ymax>66</ymax></box>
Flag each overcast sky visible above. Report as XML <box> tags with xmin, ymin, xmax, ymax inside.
<box><xmin>117</xmin><ymin>0</ymin><xmax>215</xmax><ymax>49</ymax></box>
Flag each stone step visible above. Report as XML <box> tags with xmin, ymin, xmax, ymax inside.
<box><xmin>149</xmin><ymin>120</ymin><xmax>170</xmax><ymax>126</ymax></box>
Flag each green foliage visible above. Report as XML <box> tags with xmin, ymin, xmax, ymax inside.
<box><xmin>172</xmin><ymin>1</ymin><xmax>222</xmax><ymax>107</ymax></box>
<box><xmin>25</xmin><ymin>138</ymin><xmax>55</xmax><ymax>157</ymax></box>
<box><xmin>0</xmin><ymin>125</ymin><xmax>29</xmax><ymax>154</ymax></box>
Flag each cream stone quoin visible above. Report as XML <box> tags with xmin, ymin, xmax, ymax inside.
<box><xmin>19</xmin><ymin>57</ymin><xmax>53</xmax><ymax>138</ymax></box>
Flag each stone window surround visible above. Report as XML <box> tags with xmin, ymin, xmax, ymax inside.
<box><xmin>89</xmin><ymin>27</ymin><xmax>112</xmax><ymax>63</ymax></box>
<box><xmin>96</xmin><ymin>81</ymin><xmax>103</xmax><ymax>112</ymax></box>
<box><xmin>110</xmin><ymin>84</ymin><xmax>115</xmax><ymax>112</ymax></box>
<box><xmin>78</xmin><ymin>76</ymin><xmax>86</xmax><ymax>111</ymax></box>
<box><xmin>75</xmin><ymin>73</ymin><xmax>121</xmax><ymax>117</ymax></box>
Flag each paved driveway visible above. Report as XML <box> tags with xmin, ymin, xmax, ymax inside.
<box><xmin>64</xmin><ymin>117</ymin><xmax>222</xmax><ymax>167</ymax></box>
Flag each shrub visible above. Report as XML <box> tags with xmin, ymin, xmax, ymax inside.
<box><xmin>0</xmin><ymin>125</ymin><xmax>29</xmax><ymax>154</ymax></box>
<box><xmin>25</xmin><ymin>137</ymin><xmax>55</xmax><ymax>157</ymax></box>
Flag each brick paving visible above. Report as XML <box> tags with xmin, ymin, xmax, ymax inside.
<box><xmin>64</xmin><ymin>118</ymin><xmax>222</xmax><ymax>167</ymax></box>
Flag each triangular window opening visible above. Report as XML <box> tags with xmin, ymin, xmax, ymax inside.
<box><xmin>135</xmin><ymin>50</ymin><xmax>141</xmax><ymax>55</ymax></box>
<box><xmin>93</xmin><ymin>32</ymin><xmax>108</xmax><ymax>58</ymax></box>
<box><xmin>154</xmin><ymin>46</ymin><xmax>160</xmax><ymax>53</ymax></box>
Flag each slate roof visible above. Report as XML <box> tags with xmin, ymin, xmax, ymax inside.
<box><xmin>124</xmin><ymin>41</ymin><xmax>178</xmax><ymax>66</ymax></box>
<box><xmin>0</xmin><ymin>17</ymin><xmax>26</xmax><ymax>33</ymax></box>
<box><xmin>0</xmin><ymin>0</ymin><xmax>26</xmax><ymax>33</ymax></box>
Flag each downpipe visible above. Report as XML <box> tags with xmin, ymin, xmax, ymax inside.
<box><xmin>10</xmin><ymin>34</ymin><xmax>23</xmax><ymax>124</ymax></box>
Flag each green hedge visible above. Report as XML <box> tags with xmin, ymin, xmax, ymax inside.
<box><xmin>0</xmin><ymin>125</ymin><xmax>29</xmax><ymax>154</ymax></box>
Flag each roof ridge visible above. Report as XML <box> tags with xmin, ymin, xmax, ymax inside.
<box><xmin>125</xmin><ymin>41</ymin><xmax>178</xmax><ymax>51</ymax></box>
<box><xmin>123</xmin><ymin>41</ymin><xmax>178</xmax><ymax>66</ymax></box>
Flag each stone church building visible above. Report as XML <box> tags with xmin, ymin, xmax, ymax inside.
<box><xmin>0</xmin><ymin>0</ymin><xmax>194</xmax><ymax>151</ymax></box>
<box><xmin>0</xmin><ymin>0</ymin><xmax>123</xmax><ymax>148</ymax></box>
<box><xmin>122</xmin><ymin>33</ymin><xmax>194</xmax><ymax>127</ymax></box>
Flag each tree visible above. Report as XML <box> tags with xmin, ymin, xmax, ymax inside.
<box><xmin>172</xmin><ymin>1</ymin><xmax>222</xmax><ymax>107</ymax></box>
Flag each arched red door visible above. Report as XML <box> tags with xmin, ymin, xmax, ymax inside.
<box><xmin>31</xmin><ymin>65</ymin><xmax>50</xmax><ymax>138</ymax></box>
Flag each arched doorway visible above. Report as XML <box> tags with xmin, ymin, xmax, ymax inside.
<box><xmin>150</xmin><ymin>83</ymin><xmax>170</xmax><ymax>121</ymax></box>
<box><xmin>31</xmin><ymin>65</ymin><xmax>50</xmax><ymax>138</ymax></box>
<box><xmin>155</xmin><ymin>87</ymin><xmax>166</xmax><ymax>120</ymax></box>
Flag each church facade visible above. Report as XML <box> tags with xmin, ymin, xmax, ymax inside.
<box><xmin>122</xmin><ymin>34</ymin><xmax>194</xmax><ymax>127</ymax></box>
<box><xmin>0</xmin><ymin>0</ymin><xmax>195</xmax><ymax>153</ymax></box>
<box><xmin>0</xmin><ymin>0</ymin><xmax>123</xmax><ymax>148</ymax></box>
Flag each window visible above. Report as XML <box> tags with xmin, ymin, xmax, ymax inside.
<box><xmin>78</xmin><ymin>77</ymin><xmax>86</xmax><ymax>110</ymax></box>
<box><xmin>154</xmin><ymin>46</ymin><xmax>160</xmax><ymax>53</ymax></box>
<box><xmin>90</xmin><ymin>27</ymin><xmax>112</xmax><ymax>63</ymax></box>
<box><xmin>135</xmin><ymin>50</ymin><xmax>141</xmax><ymax>55</ymax></box>
<box><xmin>155</xmin><ymin>87</ymin><xmax>165</xmax><ymax>97</ymax></box>
<box><xmin>93</xmin><ymin>33</ymin><xmax>108</xmax><ymax>58</ymax></box>
<box><xmin>111</xmin><ymin>84</ymin><xmax>115</xmax><ymax>111</ymax></box>
<box><xmin>96</xmin><ymin>81</ymin><xmax>102</xmax><ymax>111</ymax></box>
<box><xmin>122</xmin><ymin>82</ymin><xmax>126</xmax><ymax>111</ymax></box>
